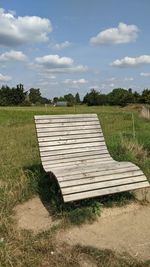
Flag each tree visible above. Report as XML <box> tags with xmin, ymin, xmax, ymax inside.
<box><xmin>108</xmin><ymin>88</ymin><xmax>134</xmax><ymax>106</ymax></box>
<box><xmin>29</xmin><ymin>88</ymin><xmax>41</xmax><ymax>104</ymax></box>
<box><xmin>64</xmin><ymin>93</ymin><xmax>75</xmax><ymax>106</ymax></box>
<box><xmin>0</xmin><ymin>84</ymin><xmax>25</xmax><ymax>106</ymax></box>
<box><xmin>82</xmin><ymin>92</ymin><xmax>89</xmax><ymax>104</ymax></box>
<box><xmin>133</xmin><ymin>91</ymin><xmax>141</xmax><ymax>103</ymax></box>
<box><xmin>141</xmin><ymin>89</ymin><xmax>150</xmax><ymax>104</ymax></box>
<box><xmin>75</xmin><ymin>92</ymin><xmax>81</xmax><ymax>104</ymax></box>
<box><xmin>85</xmin><ymin>89</ymin><xmax>100</xmax><ymax>106</ymax></box>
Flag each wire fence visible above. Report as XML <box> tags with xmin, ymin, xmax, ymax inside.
<box><xmin>98</xmin><ymin>112</ymin><xmax>136</xmax><ymax>144</ymax></box>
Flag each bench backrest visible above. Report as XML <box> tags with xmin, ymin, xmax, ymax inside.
<box><xmin>34</xmin><ymin>114</ymin><xmax>109</xmax><ymax>172</ymax></box>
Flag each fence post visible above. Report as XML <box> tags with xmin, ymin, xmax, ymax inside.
<box><xmin>132</xmin><ymin>113</ymin><xmax>136</xmax><ymax>139</ymax></box>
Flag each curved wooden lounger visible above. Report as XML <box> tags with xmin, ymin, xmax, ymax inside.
<box><xmin>34</xmin><ymin>114</ymin><xmax>149</xmax><ymax>202</ymax></box>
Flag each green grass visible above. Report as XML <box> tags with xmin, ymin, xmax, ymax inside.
<box><xmin>0</xmin><ymin>105</ymin><xmax>150</xmax><ymax>267</ymax></box>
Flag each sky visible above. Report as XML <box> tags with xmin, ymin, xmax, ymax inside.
<box><xmin>0</xmin><ymin>0</ymin><xmax>150</xmax><ymax>99</ymax></box>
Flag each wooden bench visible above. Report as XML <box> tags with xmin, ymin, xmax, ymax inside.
<box><xmin>34</xmin><ymin>114</ymin><xmax>149</xmax><ymax>202</ymax></box>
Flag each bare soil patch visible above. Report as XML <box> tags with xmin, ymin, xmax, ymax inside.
<box><xmin>14</xmin><ymin>197</ymin><xmax>59</xmax><ymax>233</ymax></box>
<box><xmin>57</xmin><ymin>202</ymin><xmax>150</xmax><ymax>261</ymax></box>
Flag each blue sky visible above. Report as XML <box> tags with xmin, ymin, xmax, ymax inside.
<box><xmin>0</xmin><ymin>0</ymin><xmax>150</xmax><ymax>98</ymax></box>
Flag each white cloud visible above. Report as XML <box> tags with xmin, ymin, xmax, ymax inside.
<box><xmin>35</xmin><ymin>54</ymin><xmax>73</xmax><ymax>68</ymax></box>
<box><xmin>34</xmin><ymin>54</ymin><xmax>88</xmax><ymax>73</ymax></box>
<box><xmin>0</xmin><ymin>8</ymin><xmax>52</xmax><ymax>47</ymax></box>
<box><xmin>140</xmin><ymin>72</ymin><xmax>150</xmax><ymax>77</ymax></box>
<box><xmin>0</xmin><ymin>73</ymin><xmax>12</xmax><ymax>81</ymax></box>
<box><xmin>111</xmin><ymin>55</ymin><xmax>150</xmax><ymax>67</ymax></box>
<box><xmin>50</xmin><ymin>41</ymin><xmax>71</xmax><ymax>50</ymax></box>
<box><xmin>90</xmin><ymin>22</ymin><xmax>139</xmax><ymax>45</ymax></box>
<box><xmin>63</xmin><ymin>78</ymin><xmax>88</xmax><ymax>85</ymax></box>
<box><xmin>0</xmin><ymin>50</ymin><xmax>27</xmax><ymax>61</ymax></box>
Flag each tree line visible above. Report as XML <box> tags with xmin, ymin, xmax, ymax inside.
<box><xmin>0</xmin><ymin>84</ymin><xmax>50</xmax><ymax>106</ymax></box>
<box><xmin>0</xmin><ymin>84</ymin><xmax>150</xmax><ymax>106</ymax></box>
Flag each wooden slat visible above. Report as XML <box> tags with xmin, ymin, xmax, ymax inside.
<box><xmin>53</xmin><ymin>162</ymin><xmax>134</xmax><ymax>177</ymax></box>
<box><xmin>41</xmin><ymin>150</ymin><xmax>109</xmax><ymax>162</ymax></box>
<box><xmin>43</xmin><ymin>154</ymin><xmax>111</xmax><ymax>166</ymax></box>
<box><xmin>45</xmin><ymin>159</ymin><xmax>114</xmax><ymax>171</ymax></box>
<box><xmin>45</xmin><ymin>157</ymin><xmax>113</xmax><ymax>168</ymax></box>
<box><xmin>39</xmin><ymin>137</ymin><xmax>104</xmax><ymax>147</ymax></box>
<box><xmin>36</xmin><ymin>121</ymin><xmax>100</xmax><ymax>129</ymax></box>
<box><xmin>62</xmin><ymin>175</ymin><xmax>146</xmax><ymax>195</ymax></box>
<box><xmin>63</xmin><ymin>181</ymin><xmax>149</xmax><ymax>202</ymax></box>
<box><xmin>37</xmin><ymin>129</ymin><xmax>102</xmax><ymax>137</ymax></box>
<box><xmin>35</xmin><ymin>114</ymin><xmax>97</xmax><ymax>120</ymax></box>
<box><xmin>38</xmin><ymin>133</ymin><xmax>103</xmax><ymax>142</ymax></box>
<box><xmin>57</xmin><ymin>165</ymin><xmax>139</xmax><ymax>183</ymax></box>
<box><xmin>39</xmin><ymin>141</ymin><xmax>106</xmax><ymax>152</ymax></box>
<box><xmin>35</xmin><ymin>117</ymin><xmax>98</xmax><ymax>123</ymax></box>
<box><xmin>40</xmin><ymin>147</ymin><xmax>108</xmax><ymax>157</ymax></box>
<box><xmin>60</xmin><ymin>170</ymin><xmax>143</xmax><ymax>188</ymax></box>
<box><xmin>43</xmin><ymin>156</ymin><xmax>112</xmax><ymax>168</ymax></box>
<box><xmin>36</xmin><ymin>124</ymin><xmax>101</xmax><ymax>133</ymax></box>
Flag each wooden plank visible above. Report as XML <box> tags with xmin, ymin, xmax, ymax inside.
<box><xmin>57</xmin><ymin>165</ymin><xmax>139</xmax><ymax>182</ymax></box>
<box><xmin>37</xmin><ymin>129</ymin><xmax>102</xmax><ymax>137</ymax></box>
<box><xmin>62</xmin><ymin>175</ymin><xmax>146</xmax><ymax>195</ymax></box>
<box><xmin>43</xmin><ymin>156</ymin><xmax>112</xmax><ymax>167</ymax></box>
<box><xmin>40</xmin><ymin>147</ymin><xmax>108</xmax><ymax>157</ymax></box>
<box><xmin>36</xmin><ymin>121</ymin><xmax>100</xmax><ymax>128</ymax></box>
<box><xmin>41</xmin><ymin>150</ymin><xmax>109</xmax><ymax>162</ymax></box>
<box><xmin>53</xmin><ymin>162</ymin><xmax>135</xmax><ymax>177</ymax></box>
<box><xmin>63</xmin><ymin>181</ymin><xmax>149</xmax><ymax>202</ymax></box>
<box><xmin>44</xmin><ymin>158</ymin><xmax>113</xmax><ymax>170</ymax></box>
<box><xmin>39</xmin><ymin>141</ymin><xmax>106</xmax><ymax>152</ymax></box>
<box><xmin>43</xmin><ymin>154</ymin><xmax>111</xmax><ymax>166</ymax></box>
<box><xmin>38</xmin><ymin>133</ymin><xmax>104</xmax><ymax>142</ymax></box>
<box><xmin>60</xmin><ymin>170</ymin><xmax>143</xmax><ymax>188</ymax></box>
<box><xmin>36</xmin><ymin>124</ymin><xmax>101</xmax><ymax>133</ymax></box>
<box><xmin>34</xmin><ymin>114</ymin><xmax>98</xmax><ymax>120</ymax></box>
<box><xmin>39</xmin><ymin>137</ymin><xmax>104</xmax><ymax>147</ymax></box>
<box><xmin>35</xmin><ymin>117</ymin><xmax>99</xmax><ymax>123</ymax></box>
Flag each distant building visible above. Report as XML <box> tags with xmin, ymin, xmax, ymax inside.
<box><xmin>54</xmin><ymin>101</ymin><xmax>67</xmax><ymax>107</ymax></box>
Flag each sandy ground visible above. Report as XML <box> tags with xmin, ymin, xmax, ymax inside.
<box><xmin>14</xmin><ymin>197</ymin><xmax>150</xmax><ymax>260</ymax></box>
<box><xmin>14</xmin><ymin>197</ymin><xmax>59</xmax><ymax>233</ymax></box>
<box><xmin>57</xmin><ymin>203</ymin><xmax>150</xmax><ymax>261</ymax></box>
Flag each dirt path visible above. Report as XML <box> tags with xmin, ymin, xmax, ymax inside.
<box><xmin>14</xmin><ymin>197</ymin><xmax>150</xmax><ymax>260</ymax></box>
<box><xmin>57</xmin><ymin>203</ymin><xmax>150</xmax><ymax>260</ymax></box>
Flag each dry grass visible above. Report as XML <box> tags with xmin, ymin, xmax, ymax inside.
<box><xmin>121</xmin><ymin>139</ymin><xmax>148</xmax><ymax>162</ymax></box>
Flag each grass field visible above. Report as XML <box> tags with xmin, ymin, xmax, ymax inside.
<box><xmin>0</xmin><ymin>105</ymin><xmax>150</xmax><ymax>267</ymax></box>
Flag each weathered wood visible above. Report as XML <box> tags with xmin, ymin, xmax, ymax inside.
<box><xmin>38</xmin><ymin>132</ymin><xmax>103</xmax><ymax>142</ymax></box>
<box><xmin>43</xmin><ymin>156</ymin><xmax>112</xmax><ymax>168</ymax></box>
<box><xmin>60</xmin><ymin>171</ymin><xmax>144</xmax><ymax>189</ymax></box>
<box><xmin>39</xmin><ymin>137</ymin><xmax>105</xmax><ymax>147</ymax></box>
<box><xmin>37</xmin><ymin>128</ymin><xmax>102</xmax><ymax>137</ymax></box>
<box><xmin>34</xmin><ymin>114</ymin><xmax>149</xmax><ymax>202</ymax></box>
<box><xmin>36</xmin><ymin>124</ymin><xmax>101</xmax><ymax>133</ymax></box>
<box><xmin>36</xmin><ymin>121</ymin><xmax>100</xmax><ymax>128</ymax></box>
<box><xmin>57</xmin><ymin>165</ymin><xmax>140</xmax><ymax>182</ymax></box>
<box><xmin>52</xmin><ymin>162</ymin><xmax>134</xmax><ymax>176</ymax></box>
<box><xmin>43</xmin><ymin>154</ymin><xmax>111</xmax><ymax>166</ymax></box>
<box><xmin>63</xmin><ymin>182</ymin><xmax>149</xmax><ymax>202</ymax></box>
<box><xmin>35</xmin><ymin>114</ymin><xmax>97</xmax><ymax>120</ymax></box>
<box><xmin>61</xmin><ymin>175</ymin><xmax>146</xmax><ymax>195</ymax></box>
<box><xmin>39</xmin><ymin>142</ymin><xmax>106</xmax><ymax>152</ymax></box>
<box><xmin>41</xmin><ymin>150</ymin><xmax>109</xmax><ymax>162</ymax></box>
<box><xmin>40</xmin><ymin>147</ymin><xmax>108</xmax><ymax>157</ymax></box>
